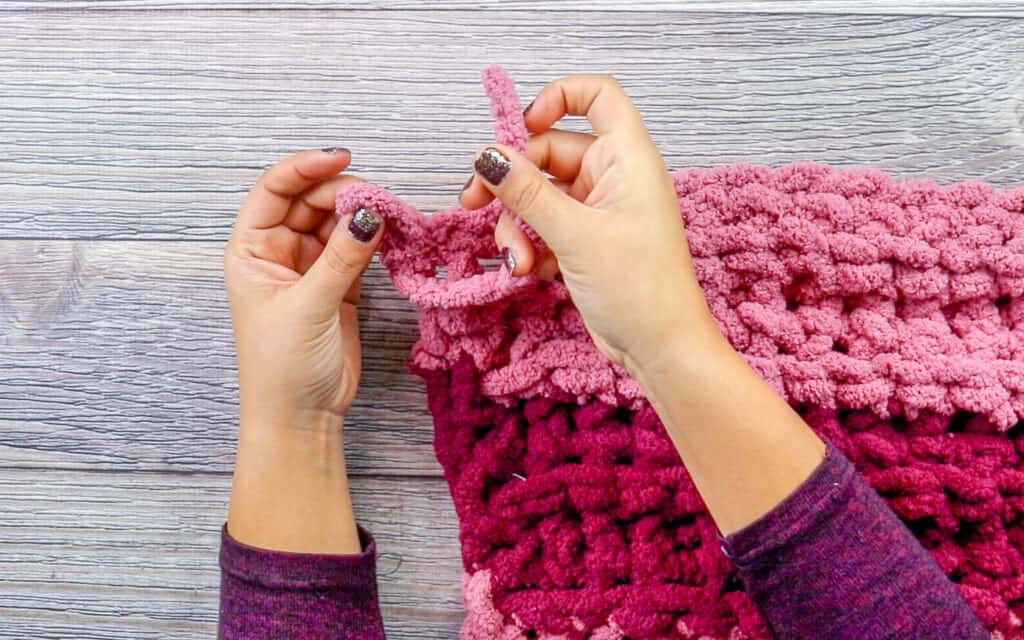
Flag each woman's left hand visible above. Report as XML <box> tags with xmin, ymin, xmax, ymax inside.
<box><xmin>224</xmin><ymin>148</ymin><xmax>383</xmax><ymax>430</ymax></box>
<box><xmin>223</xmin><ymin>148</ymin><xmax>383</xmax><ymax>554</ymax></box>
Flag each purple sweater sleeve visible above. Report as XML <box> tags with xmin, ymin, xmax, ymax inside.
<box><xmin>218</xmin><ymin>526</ymin><xmax>385</xmax><ymax>640</ymax></box>
<box><xmin>721</xmin><ymin>444</ymin><xmax>987</xmax><ymax>639</ymax></box>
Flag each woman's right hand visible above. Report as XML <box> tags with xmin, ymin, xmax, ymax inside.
<box><xmin>459</xmin><ymin>75</ymin><xmax>725</xmax><ymax>376</ymax></box>
<box><xmin>460</xmin><ymin>75</ymin><xmax>829</xmax><ymax>541</ymax></box>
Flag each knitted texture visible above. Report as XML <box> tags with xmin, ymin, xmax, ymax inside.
<box><xmin>219</xmin><ymin>527</ymin><xmax>385</xmax><ymax>640</ymax></box>
<box><xmin>336</xmin><ymin>66</ymin><xmax>1024</xmax><ymax>638</ymax></box>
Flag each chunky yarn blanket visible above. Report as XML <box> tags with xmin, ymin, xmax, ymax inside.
<box><xmin>336</xmin><ymin>67</ymin><xmax>1024</xmax><ymax>639</ymax></box>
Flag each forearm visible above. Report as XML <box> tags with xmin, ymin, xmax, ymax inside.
<box><xmin>628</xmin><ymin>329</ymin><xmax>825</xmax><ymax>536</ymax></box>
<box><xmin>628</xmin><ymin>329</ymin><xmax>985</xmax><ymax>636</ymax></box>
<box><xmin>227</xmin><ymin>408</ymin><xmax>360</xmax><ymax>554</ymax></box>
<box><xmin>219</xmin><ymin>409</ymin><xmax>386</xmax><ymax>640</ymax></box>
<box><xmin>720</xmin><ymin>443</ymin><xmax>987</xmax><ymax>639</ymax></box>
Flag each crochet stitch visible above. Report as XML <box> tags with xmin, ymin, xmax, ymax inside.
<box><xmin>336</xmin><ymin>66</ymin><xmax>1024</xmax><ymax>639</ymax></box>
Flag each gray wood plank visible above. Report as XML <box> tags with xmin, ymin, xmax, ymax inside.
<box><xmin>0</xmin><ymin>240</ymin><xmax>442</xmax><ymax>475</ymax></box>
<box><xmin>2</xmin><ymin>12</ymin><xmax>1024</xmax><ymax>240</ymax></box>
<box><xmin>7</xmin><ymin>7</ymin><xmax>1023</xmax><ymax>640</ymax></box>
<box><xmin>0</xmin><ymin>469</ymin><xmax>463</xmax><ymax>640</ymax></box>
<box><xmin>2</xmin><ymin>2</ymin><xmax>1023</xmax><ymax>17</ymax></box>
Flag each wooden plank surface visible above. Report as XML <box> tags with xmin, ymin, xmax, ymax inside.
<box><xmin>0</xmin><ymin>241</ymin><xmax>439</xmax><ymax>475</ymax></box>
<box><xmin>0</xmin><ymin>469</ymin><xmax>463</xmax><ymax>639</ymax></box>
<box><xmin>2</xmin><ymin>6</ymin><xmax>1024</xmax><ymax>639</ymax></box>
<box><xmin>3</xmin><ymin>12</ymin><xmax>1024</xmax><ymax>240</ymax></box>
<box><xmin>3</xmin><ymin>10</ymin><xmax>1024</xmax><ymax>473</ymax></box>
<box><xmin>2</xmin><ymin>2</ymin><xmax>1024</xmax><ymax>17</ymax></box>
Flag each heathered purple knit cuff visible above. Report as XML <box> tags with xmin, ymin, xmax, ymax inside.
<box><xmin>220</xmin><ymin>525</ymin><xmax>377</xmax><ymax>590</ymax></box>
<box><xmin>721</xmin><ymin>444</ymin><xmax>852</xmax><ymax>565</ymax></box>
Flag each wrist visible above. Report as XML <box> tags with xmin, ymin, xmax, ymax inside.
<box><xmin>623</xmin><ymin>313</ymin><xmax>733</xmax><ymax>388</ymax></box>
<box><xmin>229</xmin><ymin>408</ymin><xmax>359</xmax><ymax>554</ymax></box>
<box><xmin>239</xmin><ymin>403</ymin><xmax>345</xmax><ymax>437</ymax></box>
<box><xmin>234</xmin><ymin>414</ymin><xmax>348</xmax><ymax>482</ymax></box>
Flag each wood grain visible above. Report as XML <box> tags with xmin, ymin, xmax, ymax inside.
<box><xmin>0</xmin><ymin>240</ymin><xmax>440</xmax><ymax>475</ymax></box>
<box><xmin>2</xmin><ymin>2</ymin><xmax>1023</xmax><ymax>17</ymax></box>
<box><xmin>0</xmin><ymin>469</ymin><xmax>463</xmax><ymax>639</ymax></box>
<box><xmin>3</xmin><ymin>7</ymin><xmax>1024</xmax><ymax>639</ymax></box>
<box><xmin>2</xmin><ymin>12</ymin><xmax>1023</xmax><ymax>241</ymax></box>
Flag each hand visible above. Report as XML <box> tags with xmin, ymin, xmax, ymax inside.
<box><xmin>224</xmin><ymin>148</ymin><xmax>383</xmax><ymax>430</ymax></box>
<box><xmin>223</xmin><ymin>148</ymin><xmax>383</xmax><ymax>553</ymax></box>
<box><xmin>460</xmin><ymin>75</ymin><xmax>724</xmax><ymax>375</ymax></box>
<box><xmin>461</xmin><ymin>77</ymin><xmax>825</xmax><ymax>535</ymax></box>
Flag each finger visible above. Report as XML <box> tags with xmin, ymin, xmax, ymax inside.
<box><xmin>238</xmin><ymin>148</ymin><xmax>351</xmax><ymax>230</ymax></box>
<box><xmin>314</xmin><ymin>214</ymin><xmax>339</xmax><ymax>247</ymax></box>
<box><xmin>494</xmin><ymin>213</ymin><xmax>535</xmax><ymax>276</ymax></box>
<box><xmin>462</xmin><ymin>174</ymin><xmax>573</xmax><ymax>211</ymax></box>
<box><xmin>495</xmin><ymin>215</ymin><xmax>563</xmax><ymax>280</ymax></box>
<box><xmin>293</xmin><ymin>233</ymin><xmax>328</xmax><ymax>275</ymax></box>
<box><xmin>281</xmin><ymin>174</ymin><xmax>363</xmax><ymax>233</ymax></box>
<box><xmin>472</xmin><ymin>144</ymin><xmax>586</xmax><ymax>250</ymax></box>
<box><xmin>535</xmin><ymin>252</ymin><xmax>561</xmax><ymax>282</ymax></box>
<box><xmin>459</xmin><ymin>174</ymin><xmax>493</xmax><ymax>210</ymax></box>
<box><xmin>338</xmin><ymin>299</ymin><xmax>362</xmax><ymax>399</ymax></box>
<box><xmin>343</xmin><ymin>277</ymin><xmax>362</xmax><ymax>306</ymax></box>
<box><xmin>462</xmin><ymin>127</ymin><xmax>593</xmax><ymax>213</ymax></box>
<box><xmin>294</xmin><ymin>236</ymin><xmax>369</xmax><ymax>285</ymax></box>
<box><xmin>525</xmin><ymin>129</ymin><xmax>596</xmax><ymax>183</ymax></box>
<box><xmin>297</xmin><ymin>207</ymin><xmax>383</xmax><ymax>313</ymax></box>
<box><xmin>463</xmin><ymin>130</ymin><xmax>597</xmax><ymax>213</ymax></box>
<box><xmin>523</xmin><ymin>75</ymin><xmax>644</xmax><ymax>136</ymax></box>
<box><xmin>550</xmin><ymin>180</ymin><xmax>573</xmax><ymax>195</ymax></box>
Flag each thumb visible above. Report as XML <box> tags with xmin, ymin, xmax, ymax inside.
<box><xmin>298</xmin><ymin>207</ymin><xmax>383</xmax><ymax>312</ymax></box>
<box><xmin>473</xmin><ymin>144</ymin><xmax>584</xmax><ymax>250</ymax></box>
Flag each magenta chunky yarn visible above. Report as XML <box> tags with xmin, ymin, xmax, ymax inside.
<box><xmin>337</xmin><ymin>67</ymin><xmax>1024</xmax><ymax>639</ymax></box>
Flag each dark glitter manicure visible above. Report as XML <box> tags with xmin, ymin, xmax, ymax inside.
<box><xmin>475</xmin><ymin>147</ymin><xmax>511</xmax><ymax>186</ymax></box>
<box><xmin>320</xmin><ymin>147</ymin><xmax>350</xmax><ymax>155</ymax></box>
<box><xmin>523</xmin><ymin>100</ymin><xmax>534</xmax><ymax>116</ymax></box>
<box><xmin>462</xmin><ymin>175</ymin><xmax>474</xmax><ymax>193</ymax></box>
<box><xmin>348</xmin><ymin>207</ymin><xmax>381</xmax><ymax>243</ymax></box>
<box><xmin>500</xmin><ymin>246</ymin><xmax>516</xmax><ymax>275</ymax></box>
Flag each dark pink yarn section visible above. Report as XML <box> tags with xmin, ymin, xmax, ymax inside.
<box><xmin>420</xmin><ymin>356</ymin><xmax>1024</xmax><ymax>639</ymax></box>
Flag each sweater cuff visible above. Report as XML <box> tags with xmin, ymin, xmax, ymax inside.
<box><xmin>219</xmin><ymin>524</ymin><xmax>377</xmax><ymax>590</ymax></box>
<box><xmin>720</xmin><ymin>444</ymin><xmax>854</xmax><ymax>565</ymax></box>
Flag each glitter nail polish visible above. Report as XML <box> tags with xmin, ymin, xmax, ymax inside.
<box><xmin>523</xmin><ymin>100</ymin><xmax>534</xmax><ymax>116</ymax></box>
<box><xmin>348</xmin><ymin>207</ymin><xmax>381</xmax><ymax>243</ymax></box>
<box><xmin>475</xmin><ymin>147</ymin><xmax>511</xmax><ymax>186</ymax></box>
<box><xmin>320</xmin><ymin>147</ymin><xmax>350</xmax><ymax>155</ymax></box>
<box><xmin>500</xmin><ymin>246</ymin><xmax>516</xmax><ymax>275</ymax></box>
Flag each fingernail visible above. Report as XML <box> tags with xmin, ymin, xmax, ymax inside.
<box><xmin>348</xmin><ymin>207</ymin><xmax>381</xmax><ymax>243</ymax></box>
<box><xmin>523</xmin><ymin>100</ymin><xmax>534</xmax><ymax>116</ymax></box>
<box><xmin>499</xmin><ymin>246</ymin><xmax>516</xmax><ymax>275</ymax></box>
<box><xmin>462</xmin><ymin>175</ymin><xmax>474</xmax><ymax>193</ymax></box>
<box><xmin>475</xmin><ymin>147</ymin><xmax>511</xmax><ymax>186</ymax></box>
<box><xmin>321</xmin><ymin>147</ymin><xmax>350</xmax><ymax>155</ymax></box>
